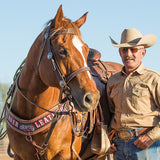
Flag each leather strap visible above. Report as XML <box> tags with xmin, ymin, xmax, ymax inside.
<box><xmin>131</xmin><ymin>127</ymin><xmax>152</xmax><ymax>137</ymax></box>
<box><xmin>109</xmin><ymin>127</ymin><xmax>153</xmax><ymax>142</ymax></box>
<box><xmin>116</xmin><ymin>127</ymin><xmax>153</xmax><ymax>141</ymax></box>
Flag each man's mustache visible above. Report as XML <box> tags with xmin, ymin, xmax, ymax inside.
<box><xmin>124</xmin><ymin>56</ymin><xmax>135</xmax><ymax>61</ymax></box>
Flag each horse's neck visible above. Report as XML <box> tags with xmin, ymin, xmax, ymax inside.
<box><xmin>14</xmin><ymin>62</ymin><xmax>60</xmax><ymax>119</ymax></box>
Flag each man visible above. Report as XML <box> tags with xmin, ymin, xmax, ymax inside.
<box><xmin>107</xmin><ymin>28</ymin><xmax>160</xmax><ymax>160</ymax></box>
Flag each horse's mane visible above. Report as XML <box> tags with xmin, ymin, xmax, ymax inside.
<box><xmin>43</xmin><ymin>17</ymin><xmax>81</xmax><ymax>39</ymax></box>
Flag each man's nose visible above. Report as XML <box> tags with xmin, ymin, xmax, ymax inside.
<box><xmin>125</xmin><ymin>49</ymin><xmax>133</xmax><ymax>56</ymax></box>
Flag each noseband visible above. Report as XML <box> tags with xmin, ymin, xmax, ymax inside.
<box><xmin>37</xmin><ymin>25</ymin><xmax>90</xmax><ymax>103</ymax></box>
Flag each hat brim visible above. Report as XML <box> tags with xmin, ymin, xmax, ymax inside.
<box><xmin>110</xmin><ymin>34</ymin><xmax>157</xmax><ymax>48</ymax></box>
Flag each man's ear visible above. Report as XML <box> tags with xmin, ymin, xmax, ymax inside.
<box><xmin>141</xmin><ymin>48</ymin><xmax>146</xmax><ymax>58</ymax></box>
<box><xmin>119</xmin><ymin>48</ymin><xmax>122</xmax><ymax>57</ymax></box>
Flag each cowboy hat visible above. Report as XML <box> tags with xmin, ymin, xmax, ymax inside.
<box><xmin>110</xmin><ymin>28</ymin><xmax>157</xmax><ymax>48</ymax></box>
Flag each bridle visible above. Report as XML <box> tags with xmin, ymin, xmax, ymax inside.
<box><xmin>17</xmin><ymin>23</ymin><xmax>91</xmax><ymax>113</ymax></box>
<box><xmin>37</xmin><ymin>24</ymin><xmax>90</xmax><ymax>106</ymax></box>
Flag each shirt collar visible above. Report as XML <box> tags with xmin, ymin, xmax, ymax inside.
<box><xmin>121</xmin><ymin>63</ymin><xmax>146</xmax><ymax>76</ymax></box>
<box><xmin>135</xmin><ymin>63</ymin><xmax>146</xmax><ymax>74</ymax></box>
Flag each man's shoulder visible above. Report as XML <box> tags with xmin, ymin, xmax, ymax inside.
<box><xmin>144</xmin><ymin>67</ymin><xmax>160</xmax><ymax>78</ymax></box>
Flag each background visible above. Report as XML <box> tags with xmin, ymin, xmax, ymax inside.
<box><xmin>1</xmin><ymin>0</ymin><xmax>160</xmax><ymax>84</ymax></box>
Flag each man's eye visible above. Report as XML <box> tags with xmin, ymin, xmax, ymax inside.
<box><xmin>122</xmin><ymin>48</ymin><xmax>128</xmax><ymax>53</ymax></box>
<box><xmin>130</xmin><ymin>48</ymin><xmax>138</xmax><ymax>53</ymax></box>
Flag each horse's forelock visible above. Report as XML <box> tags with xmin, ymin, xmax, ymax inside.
<box><xmin>44</xmin><ymin>18</ymin><xmax>81</xmax><ymax>39</ymax></box>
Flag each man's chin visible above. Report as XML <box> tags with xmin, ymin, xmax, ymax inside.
<box><xmin>124</xmin><ymin>62</ymin><xmax>135</xmax><ymax>68</ymax></box>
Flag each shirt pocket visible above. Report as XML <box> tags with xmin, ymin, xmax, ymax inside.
<box><xmin>132</xmin><ymin>88</ymin><xmax>148</xmax><ymax>97</ymax></box>
<box><xmin>132</xmin><ymin>83</ymin><xmax>149</xmax><ymax>110</ymax></box>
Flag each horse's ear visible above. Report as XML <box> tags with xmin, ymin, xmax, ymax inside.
<box><xmin>74</xmin><ymin>12</ymin><xmax>88</xmax><ymax>28</ymax></box>
<box><xmin>54</xmin><ymin>5</ymin><xmax>63</xmax><ymax>28</ymax></box>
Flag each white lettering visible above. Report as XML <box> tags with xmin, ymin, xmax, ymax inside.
<box><xmin>34</xmin><ymin>122</ymin><xmax>41</xmax><ymax>128</ymax></box>
<box><xmin>43</xmin><ymin>117</ymin><xmax>49</xmax><ymax>123</ymax></box>
<box><xmin>38</xmin><ymin>119</ymin><xmax>44</xmax><ymax>126</ymax></box>
<box><xmin>46</xmin><ymin>114</ymin><xmax>52</xmax><ymax>121</ymax></box>
<box><xmin>7</xmin><ymin>115</ymin><xmax>19</xmax><ymax>128</ymax></box>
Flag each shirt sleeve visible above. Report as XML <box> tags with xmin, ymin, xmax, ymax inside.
<box><xmin>147</xmin><ymin>76</ymin><xmax>160</xmax><ymax>141</ymax></box>
<box><xmin>106</xmin><ymin>81</ymin><xmax>115</xmax><ymax>114</ymax></box>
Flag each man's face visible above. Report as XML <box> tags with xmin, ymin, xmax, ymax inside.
<box><xmin>119</xmin><ymin>46</ymin><xmax>146</xmax><ymax>74</ymax></box>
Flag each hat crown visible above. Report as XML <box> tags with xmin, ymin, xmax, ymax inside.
<box><xmin>121</xmin><ymin>28</ymin><xmax>143</xmax><ymax>43</ymax></box>
<box><xmin>110</xmin><ymin>28</ymin><xmax>157</xmax><ymax>48</ymax></box>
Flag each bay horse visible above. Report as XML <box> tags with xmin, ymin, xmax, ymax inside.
<box><xmin>6</xmin><ymin>5</ymin><xmax>101</xmax><ymax>160</ymax></box>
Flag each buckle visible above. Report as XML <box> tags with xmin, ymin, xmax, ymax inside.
<box><xmin>117</xmin><ymin>129</ymin><xmax>133</xmax><ymax>141</ymax></box>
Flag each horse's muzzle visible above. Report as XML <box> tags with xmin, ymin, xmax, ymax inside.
<box><xmin>83</xmin><ymin>91</ymin><xmax>100</xmax><ymax>111</ymax></box>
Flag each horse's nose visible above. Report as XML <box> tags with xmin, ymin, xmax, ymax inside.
<box><xmin>83</xmin><ymin>92</ymin><xmax>100</xmax><ymax>110</ymax></box>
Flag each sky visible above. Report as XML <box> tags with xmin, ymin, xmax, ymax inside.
<box><xmin>0</xmin><ymin>0</ymin><xmax>160</xmax><ymax>84</ymax></box>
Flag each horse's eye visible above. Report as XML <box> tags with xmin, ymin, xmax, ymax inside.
<box><xmin>58</xmin><ymin>48</ymin><xmax>68</xmax><ymax>56</ymax></box>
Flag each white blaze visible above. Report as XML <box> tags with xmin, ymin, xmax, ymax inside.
<box><xmin>72</xmin><ymin>36</ymin><xmax>91</xmax><ymax>79</ymax></box>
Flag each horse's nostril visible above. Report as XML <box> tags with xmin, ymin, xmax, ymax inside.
<box><xmin>85</xmin><ymin>94</ymin><xmax>93</xmax><ymax>104</ymax></box>
<box><xmin>83</xmin><ymin>92</ymin><xmax>100</xmax><ymax>111</ymax></box>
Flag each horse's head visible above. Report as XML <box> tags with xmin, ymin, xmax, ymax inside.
<box><xmin>38</xmin><ymin>5</ymin><xmax>100</xmax><ymax>112</ymax></box>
